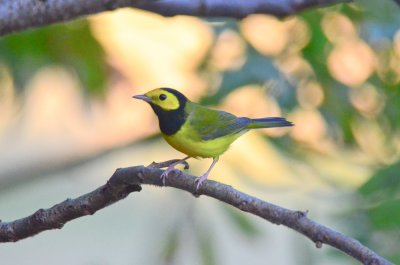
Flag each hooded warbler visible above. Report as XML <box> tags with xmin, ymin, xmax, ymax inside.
<box><xmin>133</xmin><ymin>88</ymin><xmax>293</xmax><ymax>190</ymax></box>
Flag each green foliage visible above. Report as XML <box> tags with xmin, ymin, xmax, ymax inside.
<box><xmin>390</xmin><ymin>251</ymin><xmax>400</xmax><ymax>265</ymax></box>
<box><xmin>203</xmin><ymin>7</ymin><xmax>400</xmax><ymax>261</ymax></box>
<box><xmin>202</xmin><ymin>3</ymin><xmax>400</xmax><ymax>146</ymax></box>
<box><xmin>0</xmin><ymin>19</ymin><xmax>106</xmax><ymax>95</ymax></box>
<box><xmin>367</xmin><ymin>199</ymin><xmax>400</xmax><ymax>229</ymax></box>
<box><xmin>301</xmin><ymin>10</ymin><xmax>356</xmax><ymax>143</ymax></box>
<box><xmin>357</xmin><ymin>161</ymin><xmax>400</xmax><ymax>263</ymax></box>
<box><xmin>376</xmin><ymin>77</ymin><xmax>400</xmax><ymax>131</ymax></box>
<box><xmin>359</xmin><ymin>161</ymin><xmax>400</xmax><ymax>230</ymax></box>
<box><xmin>202</xmin><ymin>45</ymin><xmax>294</xmax><ymax>108</ymax></box>
<box><xmin>356</xmin><ymin>0</ymin><xmax>400</xmax><ymax>25</ymax></box>
<box><xmin>221</xmin><ymin>205</ymin><xmax>260</xmax><ymax>237</ymax></box>
<box><xmin>197</xmin><ymin>229</ymin><xmax>217</xmax><ymax>265</ymax></box>
<box><xmin>360</xmin><ymin>161</ymin><xmax>400</xmax><ymax>202</ymax></box>
<box><xmin>161</xmin><ymin>228</ymin><xmax>180</xmax><ymax>264</ymax></box>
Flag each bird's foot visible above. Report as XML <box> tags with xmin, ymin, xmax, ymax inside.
<box><xmin>148</xmin><ymin>159</ymin><xmax>190</xmax><ymax>170</ymax></box>
<box><xmin>160</xmin><ymin>165</ymin><xmax>180</xmax><ymax>185</ymax></box>
<box><xmin>148</xmin><ymin>157</ymin><xmax>191</xmax><ymax>186</ymax></box>
<box><xmin>160</xmin><ymin>163</ymin><xmax>186</xmax><ymax>186</ymax></box>
<box><xmin>194</xmin><ymin>174</ymin><xmax>209</xmax><ymax>191</ymax></box>
<box><xmin>194</xmin><ymin>158</ymin><xmax>218</xmax><ymax>191</ymax></box>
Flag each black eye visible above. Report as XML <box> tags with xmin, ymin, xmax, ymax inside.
<box><xmin>159</xmin><ymin>94</ymin><xmax>167</xmax><ymax>101</ymax></box>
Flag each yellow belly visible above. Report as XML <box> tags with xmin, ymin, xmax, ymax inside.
<box><xmin>163</xmin><ymin>124</ymin><xmax>245</xmax><ymax>158</ymax></box>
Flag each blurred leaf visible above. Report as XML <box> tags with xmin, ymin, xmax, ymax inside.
<box><xmin>367</xmin><ymin>199</ymin><xmax>400</xmax><ymax>229</ymax></box>
<box><xmin>0</xmin><ymin>19</ymin><xmax>106</xmax><ymax>95</ymax></box>
<box><xmin>378</xmin><ymin>78</ymin><xmax>400</xmax><ymax>131</ymax></box>
<box><xmin>202</xmin><ymin>45</ymin><xmax>294</xmax><ymax>108</ymax></box>
<box><xmin>359</xmin><ymin>161</ymin><xmax>400</xmax><ymax>201</ymax></box>
<box><xmin>301</xmin><ymin>11</ymin><xmax>331</xmax><ymax>83</ymax></box>
<box><xmin>301</xmin><ymin>11</ymin><xmax>357</xmax><ymax>143</ymax></box>
<box><xmin>356</xmin><ymin>139</ymin><xmax>400</xmax><ymax>259</ymax></box>
<box><xmin>390</xmin><ymin>253</ymin><xmax>400</xmax><ymax>265</ymax></box>
<box><xmin>355</xmin><ymin>0</ymin><xmax>400</xmax><ymax>25</ymax></box>
<box><xmin>221</xmin><ymin>205</ymin><xmax>260</xmax><ymax>238</ymax></box>
<box><xmin>200</xmin><ymin>21</ymin><xmax>295</xmax><ymax>108</ymax></box>
<box><xmin>340</xmin><ymin>3</ymin><xmax>366</xmax><ymax>21</ymax></box>
<box><xmin>161</xmin><ymin>228</ymin><xmax>179</xmax><ymax>264</ymax></box>
<box><xmin>197</xmin><ymin>229</ymin><xmax>216</xmax><ymax>265</ymax></box>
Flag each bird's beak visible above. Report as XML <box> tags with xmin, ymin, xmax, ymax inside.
<box><xmin>132</xmin><ymin>94</ymin><xmax>152</xmax><ymax>102</ymax></box>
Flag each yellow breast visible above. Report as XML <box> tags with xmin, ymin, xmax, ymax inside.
<box><xmin>162</xmin><ymin>122</ymin><xmax>245</xmax><ymax>158</ymax></box>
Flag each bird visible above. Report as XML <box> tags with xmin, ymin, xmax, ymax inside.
<box><xmin>133</xmin><ymin>88</ymin><xmax>293</xmax><ymax>190</ymax></box>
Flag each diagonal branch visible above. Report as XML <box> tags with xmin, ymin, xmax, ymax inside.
<box><xmin>0</xmin><ymin>0</ymin><xmax>352</xmax><ymax>37</ymax></box>
<box><xmin>0</xmin><ymin>165</ymin><xmax>393</xmax><ymax>265</ymax></box>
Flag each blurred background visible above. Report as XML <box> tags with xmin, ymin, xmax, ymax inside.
<box><xmin>1</xmin><ymin>1</ymin><xmax>400</xmax><ymax>264</ymax></box>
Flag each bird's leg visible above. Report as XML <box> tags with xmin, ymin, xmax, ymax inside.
<box><xmin>195</xmin><ymin>157</ymin><xmax>219</xmax><ymax>190</ymax></box>
<box><xmin>148</xmin><ymin>158</ymin><xmax>189</xmax><ymax>170</ymax></box>
<box><xmin>160</xmin><ymin>156</ymin><xmax>190</xmax><ymax>185</ymax></box>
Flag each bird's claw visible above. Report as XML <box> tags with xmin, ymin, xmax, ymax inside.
<box><xmin>148</xmin><ymin>159</ymin><xmax>189</xmax><ymax>170</ymax></box>
<box><xmin>194</xmin><ymin>174</ymin><xmax>208</xmax><ymax>191</ymax></box>
<box><xmin>160</xmin><ymin>170</ymin><xmax>170</xmax><ymax>185</ymax></box>
<box><xmin>160</xmin><ymin>171</ymin><xmax>168</xmax><ymax>185</ymax></box>
<box><xmin>160</xmin><ymin>165</ymin><xmax>181</xmax><ymax>185</ymax></box>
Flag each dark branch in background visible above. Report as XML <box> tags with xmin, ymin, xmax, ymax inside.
<box><xmin>0</xmin><ymin>165</ymin><xmax>393</xmax><ymax>265</ymax></box>
<box><xmin>0</xmin><ymin>0</ymin><xmax>352</xmax><ymax>36</ymax></box>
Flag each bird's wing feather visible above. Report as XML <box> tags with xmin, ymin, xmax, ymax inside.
<box><xmin>186</xmin><ymin>103</ymin><xmax>250</xmax><ymax>140</ymax></box>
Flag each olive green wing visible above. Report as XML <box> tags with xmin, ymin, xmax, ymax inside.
<box><xmin>186</xmin><ymin>103</ymin><xmax>251</xmax><ymax>141</ymax></box>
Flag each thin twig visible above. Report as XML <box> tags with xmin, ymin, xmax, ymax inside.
<box><xmin>0</xmin><ymin>0</ymin><xmax>352</xmax><ymax>36</ymax></box>
<box><xmin>0</xmin><ymin>165</ymin><xmax>393</xmax><ymax>265</ymax></box>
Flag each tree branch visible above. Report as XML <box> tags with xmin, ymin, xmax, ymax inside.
<box><xmin>0</xmin><ymin>0</ymin><xmax>352</xmax><ymax>37</ymax></box>
<box><xmin>0</xmin><ymin>165</ymin><xmax>393</xmax><ymax>265</ymax></box>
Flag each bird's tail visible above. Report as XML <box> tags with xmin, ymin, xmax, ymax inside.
<box><xmin>246</xmin><ymin>117</ymin><xmax>294</xmax><ymax>129</ymax></box>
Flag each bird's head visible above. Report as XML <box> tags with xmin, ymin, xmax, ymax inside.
<box><xmin>133</xmin><ymin>87</ymin><xmax>188</xmax><ymax>111</ymax></box>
